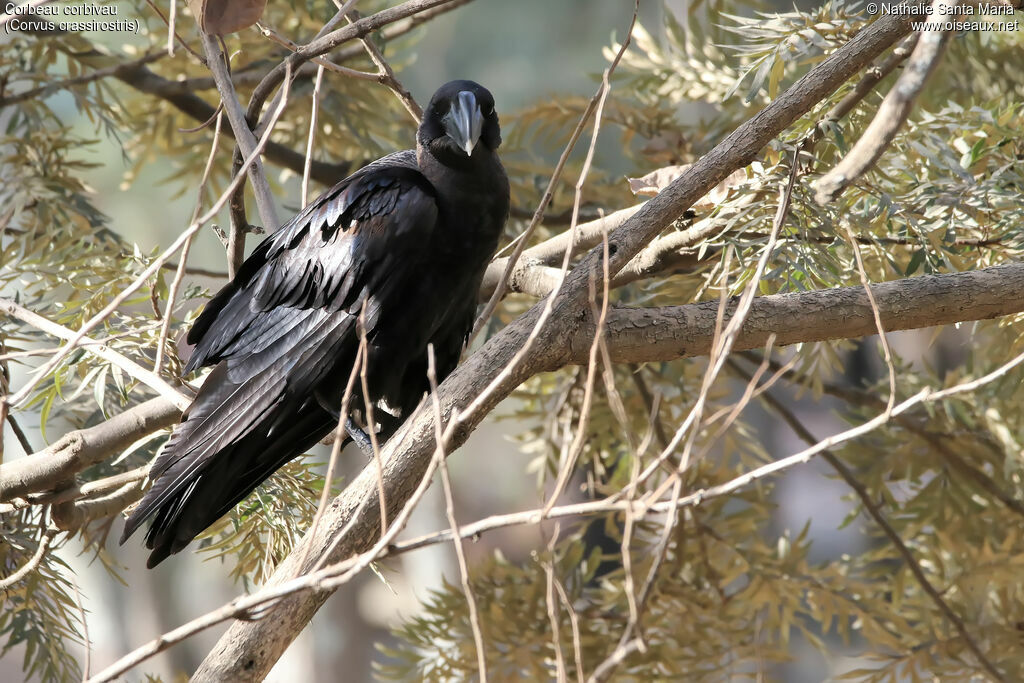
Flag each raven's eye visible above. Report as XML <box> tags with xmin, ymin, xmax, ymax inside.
<box><xmin>482</xmin><ymin>103</ymin><xmax>494</xmax><ymax>116</ymax></box>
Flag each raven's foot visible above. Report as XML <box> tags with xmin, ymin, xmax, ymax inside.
<box><xmin>346</xmin><ymin>418</ymin><xmax>375</xmax><ymax>458</ymax></box>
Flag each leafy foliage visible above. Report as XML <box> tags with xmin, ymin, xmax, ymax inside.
<box><xmin>1</xmin><ymin>512</ymin><xmax>83</xmax><ymax>682</ymax></box>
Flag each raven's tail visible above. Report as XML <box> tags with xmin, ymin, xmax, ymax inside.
<box><xmin>120</xmin><ymin>365</ymin><xmax>337</xmax><ymax>567</ymax></box>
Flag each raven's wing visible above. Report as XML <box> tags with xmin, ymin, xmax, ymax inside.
<box><xmin>121</xmin><ymin>152</ymin><xmax>439</xmax><ymax>566</ymax></box>
<box><xmin>184</xmin><ymin>150</ymin><xmax>428</xmax><ymax>373</ymax></box>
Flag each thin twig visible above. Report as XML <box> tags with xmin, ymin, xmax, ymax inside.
<box><xmin>301</xmin><ymin>65</ymin><xmax>326</xmax><ymax>207</ymax></box>
<box><xmin>357</xmin><ymin>306</ymin><xmax>387</xmax><ymax>536</ymax></box>
<box><xmin>143</xmin><ymin>0</ymin><xmax>203</xmax><ymax>62</ymax></box>
<box><xmin>166</xmin><ymin>0</ymin><xmax>176</xmax><ymax>56</ymax></box>
<box><xmin>544</xmin><ymin>557</ymin><xmax>568</xmax><ymax>683</ymax></box>
<box><xmin>160</xmin><ymin>262</ymin><xmax>227</xmax><ymax>279</ymax></box>
<box><xmin>541</xmin><ymin>165</ymin><xmax>620</xmax><ymax>513</ymax></box>
<box><xmin>295</xmin><ymin>342</ymin><xmax>363</xmax><ymax>574</ymax></box>
<box><xmin>71</xmin><ymin>574</ymin><xmax>91</xmax><ymax>682</ymax></box>
<box><xmin>637</xmin><ymin>156</ymin><xmax>801</xmax><ymax>501</ymax></box>
<box><xmin>469</xmin><ymin>8</ymin><xmax>637</xmax><ymax>344</ymax></box>
<box><xmin>154</xmin><ymin>111</ymin><xmax>224</xmax><ymax>376</ymax></box>
<box><xmin>551</xmin><ymin>573</ymin><xmax>585</xmax><ymax>683</ymax></box>
<box><xmin>842</xmin><ymin>221</ymin><xmax>897</xmax><ymax>411</ymax></box>
<box><xmin>458</xmin><ymin>1</ymin><xmax>639</xmax><ymax>434</ymax></box>
<box><xmin>200</xmin><ymin>31</ymin><xmax>280</xmax><ymax>275</ymax></box>
<box><xmin>0</xmin><ymin>299</ymin><xmax>190</xmax><ymax>411</ymax></box>
<box><xmin>428</xmin><ymin>345</ymin><xmax>487</xmax><ymax>681</ymax></box>
<box><xmin>342</xmin><ymin>5</ymin><xmax>423</xmax><ymax>122</ymax></box>
<box><xmin>586</xmin><ymin>638</ymin><xmax>643</xmax><ymax>683</ymax></box>
<box><xmin>0</xmin><ymin>526</ymin><xmax>57</xmax><ymax>590</ymax></box>
<box><xmin>5</xmin><ymin>66</ymin><xmax>293</xmax><ymax>409</ymax></box>
<box><xmin>7</xmin><ymin>413</ymin><xmax>35</xmax><ymax>455</ymax></box>
<box><xmin>255</xmin><ymin>22</ymin><xmax>379</xmax><ymax>81</ymax></box>
<box><xmin>801</xmin><ymin>33</ymin><xmax>919</xmax><ymax>154</ymax></box>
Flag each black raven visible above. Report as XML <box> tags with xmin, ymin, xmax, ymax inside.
<box><xmin>121</xmin><ymin>80</ymin><xmax>509</xmax><ymax>567</ymax></box>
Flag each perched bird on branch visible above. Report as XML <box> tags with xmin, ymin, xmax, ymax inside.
<box><xmin>121</xmin><ymin>80</ymin><xmax>509</xmax><ymax>567</ymax></box>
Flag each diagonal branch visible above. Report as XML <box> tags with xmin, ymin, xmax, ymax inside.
<box><xmin>0</xmin><ymin>298</ymin><xmax>191</xmax><ymax>411</ymax></box>
<box><xmin>245</xmin><ymin>0</ymin><xmax>468</xmax><ymax>126</ymax></box>
<box><xmin>199</xmin><ymin>33</ymin><xmax>281</xmax><ymax>276</ymax></box>
<box><xmin>813</xmin><ymin>0</ymin><xmax>951</xmax><ymax>204</ymax></box>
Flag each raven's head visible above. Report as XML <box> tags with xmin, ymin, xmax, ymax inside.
<box><xmin>418</xmin><ymin>80</ymin><xmax>501</xmax><ymax>167</ymax></box>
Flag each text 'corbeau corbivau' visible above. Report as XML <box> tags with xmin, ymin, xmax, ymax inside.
<box><xmin>120</xmin><ymin>80</ymin><xmax>510</xmax><ymax>568</ymax></box>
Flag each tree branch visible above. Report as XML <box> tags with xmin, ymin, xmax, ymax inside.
<box><xmin>739</xmin><ymin>352</ymin><xmax>1024</xmax><ymax>522</ymax></box>
<box><xmin>51</xmin><ymin>479</ymin><xmax>145</xmax><ymax>532</ymax></box>
<box><xmin>0</xmin><ymin>298</ymin><xmax>191</xmax><ymax>411</ymax></box>
<box><xmin>0</xmin><ymin>398</ymin><xmax>179</xmax><ymax>502</ymax></box>
<box><xmin>813</xmin><ymin>0</ymin><xmax>950</xmax><ymax>204</ymax></box>
<box><xmin>199</xmin><ymin>32</ymin><xmax>280</xmax><ymax>276</ymax></box>
<box><xmin>575</xmin><ymin>260</ymin><xmax>1024</xmax><ymax>365</ymax></box>
<box><xmin>479</xmin><ymin>205</ymin><xmax>644</xmax><ymax>300</ymax></box>
<box><xmin>245</xmin><ymin>0</ymin><xmax>469</xmax><ymax>126</ymax></box>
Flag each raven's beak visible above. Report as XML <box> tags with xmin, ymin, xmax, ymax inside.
<box><xmin>443</xmin><ymin>90</ymin><xmax>484</xmax><ymax>157</ymax></box>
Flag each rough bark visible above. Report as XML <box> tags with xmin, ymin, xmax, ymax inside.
<box><xmin>570</xmin><ymin>261</ymin><xmax>1024</xmax><ymax>365</ymax></box>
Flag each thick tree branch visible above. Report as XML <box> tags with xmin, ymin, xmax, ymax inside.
<box><xmin>0</xmin><ymin>398</ymin><xmax>179</xmax><ymax>502</ymax></box>
<box><xmin>192</xmin><ymin>14</ymin><xmax>933</xmax><ymax>678</ymax></box>
<box><xmin>51</xmin><ymin>479</ymin><xmax>145</xmax><ymax>532</ymax></box>
<box><xmin>571</xmin><ymin>260</ymin><xmax>1024</xmax><ymax>365</ymax></box>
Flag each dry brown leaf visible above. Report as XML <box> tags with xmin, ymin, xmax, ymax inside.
<box><xmin>627</xmin><ymin>164</ymin><xmax>689</xmax><ymax>198</ymax></box>
<box><xmin>189</xmin><ymin>0</ymin><xmax>267</xmax><ymax>35</ymax></box>
<box><xmin>627</xmin><ymin>166</ymin><xmax>751</xmax><ymax>208</ymax></box>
